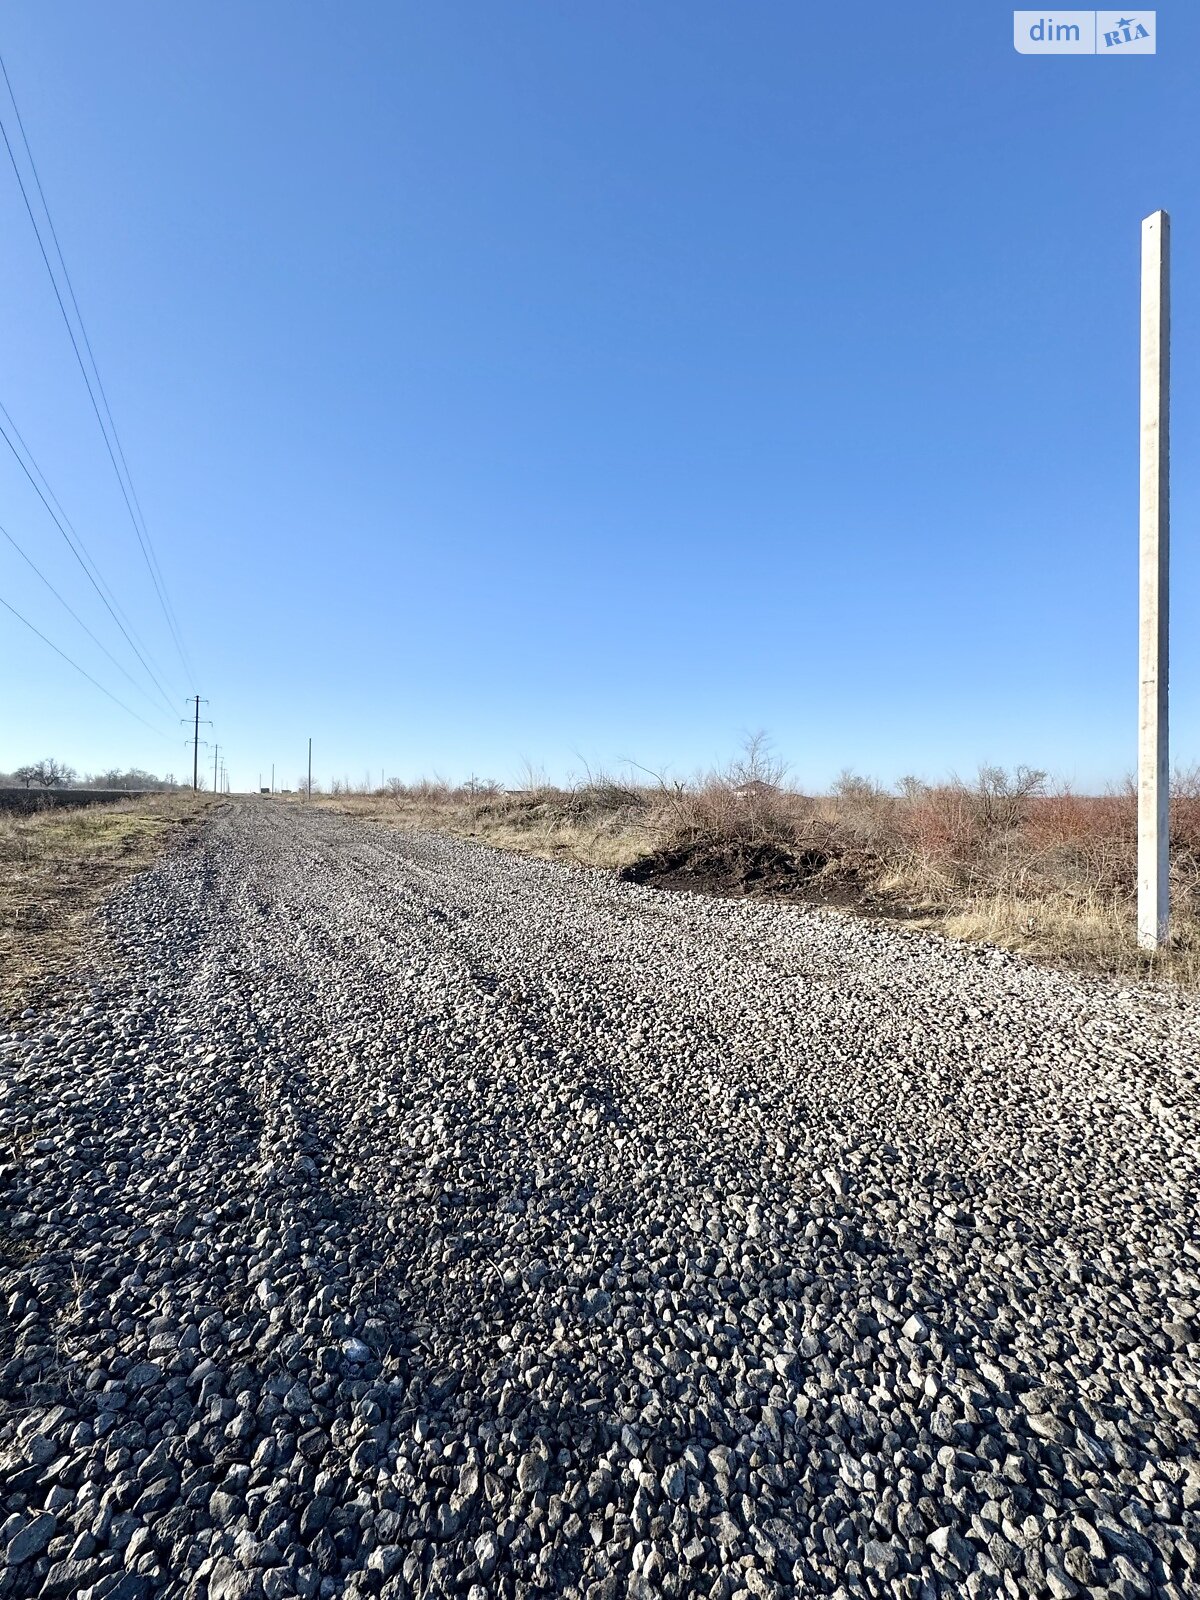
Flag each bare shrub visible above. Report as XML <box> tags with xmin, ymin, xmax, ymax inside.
<box><xmin>828</xmin><ymin>771</ymin><xmax>902</xmax><ymax>857</ymax></box>
<box><xmin>875</xmin><ymin>768</ymin><xmax>1049</xmax><ymax>894</ymax></box>
<box><xmin>970</xmin><ymin>764</ymin><xmax>1047</xmax><ymax>833</ymax></box>
<box><xmin>832</xmin><ymin>769</ymin><xmax>887</xmax><ymax>807</ymax></box>
<box><xmin>1173</xmin><ymin>765</ymin><xmax>1200</xmax><ymax>853</ymax></box>
<box><xmin>890</xmin><ymin>781</ymin><xmax>980</xmax><ymax>882</ymax></box>
<box><xmin>411</xmin><ymin>777</ymin><xmax>452</xmax><ymax>805</ymax></box>
<box><xmin>462</xmin><ymin>775</ymin><xmax>503</xmax><ymax>799</ymax></box>
<box><xmin>565</xmin><ymin>762</ymin><xmax>650</xmax><ymax>824</ymax></box>
<box><xmin>647</xmin><ymin>733</ymin><xmax>804</xmax><ymax>848</ymax></box>
<box><xmin>1022</xmin><ymin>787</ymin><xmax>1134</xmax><ymax>898</ymax></box>
<box><xmin>515</xmin><ymin>760</ymin><xmax>553</xmax><ymax>801</ymax></box>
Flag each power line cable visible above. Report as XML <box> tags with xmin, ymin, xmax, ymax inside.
<box><xmin>0</xmin><ymin>518</ymin><xmax>169</xmax><ymax>713</ymax></box>
<box><xmin>0</xmin><ymin>57</ymin><xmax>194</xmax><ymax>689</ymax></box>
<box><xmin>0</xmin><ymin>590</ymin><xmax>169</xmax><ymax>738</ymax></box>
<box><xmin>0</xmin><ymin>114</ymin><xmax>184</xmax><ymax>684</ymax></box>
<box><xmin>0</xmin><ymin>409</ymin><xmax>178</xmax><ymax>718</ymax></box>
<box><xmin>5</xmin><ymin>142</ymin><xmax>198</xmax><ymax>695</ymax></box>
<box><xmin>0</xmin><ymin>396</ymin><xmax>166</xmax><ymax>675</ymax></box>
<box><xmin>0</xmin><ymin>96</ymin><xmax>193</xmax><ymax>692</ymax></box>
<box><xmin>0</xmin><ymin>411</ymin><xmax>178</xmax><ymax>718</ymax></box>
<box><xmin>0</xmin><ymin>58</ymin><xmax>185</xmax><ymax>653</ymax></box>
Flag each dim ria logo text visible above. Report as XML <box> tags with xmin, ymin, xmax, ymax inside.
<box><xmin>1013</xmin><ymin>11</ymin><xmax>1156</xmax><ymax>53</ymax></box>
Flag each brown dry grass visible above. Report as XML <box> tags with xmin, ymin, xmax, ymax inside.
<box><xmin>307</xmin><ymin>783</ymin><xmax>657</xmax><ymax>872</ymax></box>
<box><xmin>304</xmin><ymin>754</ymin><xmax>1200</xmax><ymax>989</ymax></box>
<box><xmin>0</xmin><ymin>791</ymin><xmax>215</xmax><ymax>1016</ymax></box>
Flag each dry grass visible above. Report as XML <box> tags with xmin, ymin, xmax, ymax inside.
<box><xmin>307</xmin><ymin>784</ymin><xmax>656</xmax><ymax>871</ymax></box>
<box><xmin>942</xmin><ymin>892</ymin><xmax>1200</xmax><ymax>989</ymax></box>
<box><xmin>0</xmin><ymin>791</ymin><xmax>215</xmax><ymax>1015</ymax></box>
<box><xmin>304</xmin><ymin>751</ymin><xmax>1200</xmax><ymax>989</ymax></box>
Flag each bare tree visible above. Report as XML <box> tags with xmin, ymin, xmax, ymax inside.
<box><xmin>729</xmin><ymin>731</ymin><xmax>788</xmax><ymax>792</ymax></box>
<box><xmin>13</xmin><ymin>757</ymin><xmax>77</xmax><ymax>789</ymax></box>
<box><xmin>87</xmin><ymin>767</ymin><xmax>164</xmax><ymax>791</ymax></box>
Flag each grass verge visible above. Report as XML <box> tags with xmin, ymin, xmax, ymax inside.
<box><xmin>0</xmin><ymin>791</ymin><xmax>215</xmax><ymax>1016</ymax></box>
<box><xmin>303</xmin><ymin>787</ymin><xmax>655</xmax><ymax>873</ymax></box>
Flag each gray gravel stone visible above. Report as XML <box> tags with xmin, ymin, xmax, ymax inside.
<box><xmin>4</xmin><ymin>1512</ymin><xmax>57</xmax><ymax>1564</ymax></box>
<box><xmin>1</xmin><ymin>800</ymin><xmax>1198</xmax><ymax>1599</ymax></box>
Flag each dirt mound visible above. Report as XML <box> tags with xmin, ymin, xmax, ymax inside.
<box><xmin>619</xmin><ymin>838</ymin><xmax>837</xmax><ymax>899</ymax></box>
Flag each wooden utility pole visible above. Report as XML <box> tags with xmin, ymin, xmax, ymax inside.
<box><xmin>1138</xmin><ymin>210</ymin><xmax>1170</xmax><ymax>950</ymax></box>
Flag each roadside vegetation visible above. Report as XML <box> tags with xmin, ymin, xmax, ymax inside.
<box><xmin>307</xmin><ymin>740</ymin><xmax>1200</xmax><ymax>988</ymax></box>
<box><xmin>0</xmin><ymin>790</ymin><xmax>214</xmax><ymax>1014</ymax></box>
<box><xmin>0</xmin><ymin>757</ymin><xmax>196</xmax><ymax>791</ymax></box>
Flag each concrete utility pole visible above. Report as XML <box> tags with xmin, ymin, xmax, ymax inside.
<box><xmin>307</xmin><ymin>738</ymin><xmax>312</xmax><ymax>803</ymax></box>
<box><xmin>213</xmin><ymin>744</ymin><xmax>219</xmax><ymax>796</ymax></box>
<box><xmin>1138</xmin><ymin>210</ymin><xmax>1170</xmax><ymax>951</ymax></box>
<box><xmin>183</xmin><ymin>697</ymin><xmax>209</xmax><ymax>791</ymax></box>
<box><xmin>271</xmin><ymin>763</ymin><xmax>275</xmax><ymax>795</ymax></box>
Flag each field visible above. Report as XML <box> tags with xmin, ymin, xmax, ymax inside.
<box><xmin>304</xmin><ymin>756</ymin><xmax>1200</xmax><ymax>989</ymax></box>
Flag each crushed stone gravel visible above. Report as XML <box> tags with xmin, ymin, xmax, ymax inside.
<box><xmin>2</xmin><ymin>800</ymin><xmax>1198</xmax><ymax>1599</ymax></box>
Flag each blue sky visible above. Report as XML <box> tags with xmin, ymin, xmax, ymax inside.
<box><xmin>0</xmin><ymin>2</ymin><xmax>1194</xmax><ymax>791</ymax></box>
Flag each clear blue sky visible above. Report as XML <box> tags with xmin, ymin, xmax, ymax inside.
<box><xmin>0</xmin><ymin>2</ymin><xmax>1195</xmax><ymax>792</ymax></box>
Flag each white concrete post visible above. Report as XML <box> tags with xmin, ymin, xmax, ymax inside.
<box><xmin>1138</xmin><ymin>210</ymin><xmax>1170</xmax><ymax>950</ymax></box>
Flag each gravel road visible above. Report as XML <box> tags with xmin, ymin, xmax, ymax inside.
<box><xmin>2</xmin><ymin>800</ymin><xmax>1199</xmax><ymax>1600</ymax></box>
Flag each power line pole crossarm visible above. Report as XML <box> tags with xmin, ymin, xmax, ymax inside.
<box><xmin>182</xmin><ymin>696</ymin><xmax>210</xmax><ymax>791</ymax></box>
<box><xmin>1138</xmin><ymin>210</ymin><xmax>1170</xmax><ymax>952</ymax></box>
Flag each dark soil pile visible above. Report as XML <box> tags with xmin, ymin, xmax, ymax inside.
<box><xmin>618</xmin><ymin>838</ymin><xmax>839</xmax><ymax>899</ymax></box>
